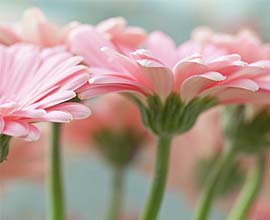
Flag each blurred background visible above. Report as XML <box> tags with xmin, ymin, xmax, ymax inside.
<box><xmin>0</xmin><ymin>0</ymin><xmax>270</xmax><ymax>219</ymax></box>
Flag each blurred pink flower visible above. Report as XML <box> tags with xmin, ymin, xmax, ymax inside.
<box><xmin>67</xmin><ymin>16</ymin><xmax>146</xmax><ymax>59</ymax></box>
<box><xmin>62</xmin><ymin>94</ymin><xmax>150</xmax><ymax>150</ymax></box>
<box><xmin>0</xmin><ymin>7</ymin><xmax>78</xmax><ymax>47</ymax></box>
<box><xmin>0</xmin><ymin>7</ymin><xmax>146</xmax><ymax>51</ymax></box>
<box><xmin>96</xmin><ymin>17</ymin><xmax>147</xmax><ymax>53</ymax></box>
<box><xmin>0</xmin><ymin>123</ymin><xmax>48</xmax><ymax>181</ymax></box>
<box><xmin>69</xmin><ymin>30</ymin><xmax>270</xmax><ymax>104</ymax></box>
<box><xmin>249</xmin><ymin>199</ymin><xmax>270</xmax><ymax>220</ymax></box>
<box><xmin>191</xmin><ymin>27</ymin><xmax>270</xmax><ymax>63</ymax></box>
<box><xmin>0</xmin><ymin>44</ymin><xmax>90</xmax><ymax>140</ymax></box>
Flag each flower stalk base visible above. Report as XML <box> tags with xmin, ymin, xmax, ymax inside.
<box><xmin>140</xmin><ymin>135</ymin><xmax>172</xmax><ymax>220</ymax></box>
<box><xmin>48</xmin><ymin>123</ymin><xmax>65</xmax><ymax>220</ymax></box>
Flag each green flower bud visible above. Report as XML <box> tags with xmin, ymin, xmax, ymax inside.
<box><xmin>93</xmin><ymin>128</ymin><xmax>145</xmax><ymax>168</ymax></box>
<box><xmin>195</xmin><ymin>153</ymin><xmax>245</xmax><ymax>197</ymax></box>
<box><xmin>222</xmin><ymin>105</ymin><xmax>270</xmax><ymax>154</ymax></box>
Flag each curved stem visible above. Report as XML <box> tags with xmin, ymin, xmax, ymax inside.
<box><xmin>226</xmin><ymin>153</ymin><xmax>265</xmax><ymax>220</ymax></box>
<box><xmin>141</xmin><ymin>135</ymin><xmax>172</xmax><ymax>220</ymax></box>
<box><xmin>48</xmin><ymin>123</ymin><xmax>65</xmax><ymax>220</ymax></box>
<box><xmin>194</xmin><ymin>144</ymin><xmax>236</xmax><ymax>220</ymax></box>
<box><xmin>107</xmin><ymin>167</ymin><xmax>125</xmax><ymax>220</ymax></box>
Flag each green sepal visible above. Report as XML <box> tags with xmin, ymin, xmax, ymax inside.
<box><xmin>129</xmin><ymin>93</ymin><xmax>217</xmax><ymax>136</ymax></box>
<box><xmin>0</xmin><ymin>135</ymin><xmax>11</xmax><ymax>163</ymax></box>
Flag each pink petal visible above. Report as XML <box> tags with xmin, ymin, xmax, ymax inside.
<box><xmin>0</xmin><ymin>117</ymin><xmax>5</xmax><ymax>133</ymax></box>
<box><xmin>11</xmin><ymin>109</ymin><xmax>47</xmax><ymax>118</ymax></box>
<box><xmin>31</xmin><ymin>91</ymin><xmax>76</xmax><ymax>109</ymax></box>
<box><xmin>180</xmin><ymin>72</ymin><xmax>226</xmax><ymax>102</ymax></box>
<box><xmin>3</xmin><ymin>120</ymin><xmax>29</xmax><ymax>137</ymax></box>
<box><xmin>114</xmin><ymin>27</ymin><xmax>146</xmax><ymax>48</ymax></box>
<box><xmin>222</xmin><ymin>78</ymin><xmax>259</xmax><ymax>92</ymax></box>
<box><xmin>90</xmin><ymin>74</ymin><xmax>151</xmax><ymax>94</ymax></box>
<box><xmin>173</xmin><ymin>60</ymin><xmax>209</xmax><ymax>89</ymax></box>
<box><xmin>60</xmin><ymin>72</ymin><xmax>90</xmax><ymax>91</ymax></box>
<box><xmin>78</xmin><ymin>84</ymin><xmax>146</xmax><ymax>99</ymax></box>
<box><xmin>199</xmin><ymin>79</ymin><xmax>260</xmax><ymax>103</ymax></box>
<box><xmin>41</xmin><ymin>111</ymin><xmax>73</xmax><ymax>123</ymax></box>
<box><xmin>136</xmin><ymin>61</ymin><xmax>174</xmax><ymax>98</ymax></box>
<box><xmin>96</xmin><ymin>17</ymin><xmax>126</xmax><ymax>36</ymax></box>
<box><xmin>208</xmin><ymin>54</ymin><xmax>242</xmax><ymax>69</ymax></box>
<box><xmin>21</xmin><ymin>124</ymin><xmax>40</xmax><ymax>141</ymax></box>
<box><xmin>146</xmin><ymin>31</ymin><xmax>178</xmax><ymax>68</ymax></box>
<box><xmin>101</xmin><ymin>47</ymin><xmax>145</xmax><ymax>81</ymax></box>
<box><xmin>47</xmin><ymin>102</ymin><xmax>91</xmax><ymax>120</ymax></box>
<box><xmin>68</xmin><ymin>26</ymin><xmax>117</xmax><ymax>69</ymax></box>
<box><xmin>21</xmin><ymin>7</ymin><xmax>60</xmax><ymax>46</ymax></box>
<box><xmin>0</xmin><ymin>25</ymin><xmax>20</xmax><ymax>45</ymax></box>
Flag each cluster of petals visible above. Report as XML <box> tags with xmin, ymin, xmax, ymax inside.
<box><xmin>0</xmin><ymin>8</ymin><xmax>77</xmax><ymax>47</ymax></box>
<box><xmin>0</xmin><ymin>44</ymin><xmax>90</xmax><ymax>140</ymax></box>
<box><xmin>95</xmin><ymin>16</ymin><xmax>147</xmax><ymax>53</ymax></box>
<box><xmin>63</xmin><ymin>94</ymin><xmax>149</xmax><ymax>149</ymax></box>
<box><xmin>0</xmin><ymin>7</ymin><xmax>146</xmax><ymax>51</ymax></box>
<box><xmin>69</xmin><ymin>29</ymin><xmax>270</xmax><ymax>104</ymax></box>
<box><xmin>191</xmin><ymin>27</ymin><xmax>270</xmax><ymax>63</ymax></box>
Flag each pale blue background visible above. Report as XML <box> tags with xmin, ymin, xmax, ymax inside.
<box><xmin>0</xmin><ymin>155</ymin><xmax>225</xmax><ymax>220</ymax></box>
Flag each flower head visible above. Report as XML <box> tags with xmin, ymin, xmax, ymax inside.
<box><xmin>191</xmin><ymin>27</ymin><xmax>270</xmax><ymax>63</ymax></box>
<box><xmin>69</xmin><ymin>30</ymin><xmax>270</xmax><ymax>135</ymax></box>
<box><xmin>68</xmin><ymin>16</ymin><xmax>146</xmax><ymax>60</ymax></box>
<box><xmin>0</xmin><ymin>7</ymin><xmax>78</xmax><ymax>47</ymax></box>
<box><xmin>0</xmin><ymin>44</ymin><xmax>90</xmax><ymax>142</ymax></box>
<box><xmin>70</xmin><ymin>30</ymin><xmax>270</xmax><ymax>104</ymax></box>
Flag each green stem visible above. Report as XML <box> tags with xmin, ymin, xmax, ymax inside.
<box><xmin>226</xmin><ymin>153</ymin><xmax>265</xmax><ymax>220</ymax></box>
<box><xmin>0</xmin><ymin>135</ymin><xmax>11</xmax><ymax>162</ymax></box>
<box><xmin>107</xmin><ymin>167</ymin><xmax>125</xmax><ymax>220</ymax></box>
<box><xmin>48</xmin><ymin>123</ymin><xmax>65</xmax><ymax>220</ymax></box>
<box><xmin>141</xmin><ymin>135</ymin><xmax>172</xmax><ymax>220</ymax></box>
<box><xmin>194</xmin><ymin>144</ymin><xmax>236</xmax><ymax>220</ymax></box>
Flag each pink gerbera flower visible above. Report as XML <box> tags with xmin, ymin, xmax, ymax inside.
<box><xmin>69</xmin><ymin>28</ymin><xmax>270</xmax><ymax>220</ymax></box>
<box><xmin>0</xmin><ymin>44</ymin><xmax>90</xmax><ymax>142</ymax></box>
<box><xmin>71</xmin><ymin>30</ymin><xmax>270</xmax><ymax>103</ymax></box>
<box><xmin>0</xmin><ymin>7</ymin><xmax>147</xmax><ymax>52</ymax></box>
<box><xmin>191</xmin><ymin>27</ymin><xmax>270</xmax><ymax>63</ymax></box>
<box><xmin>0</xmin><ymin>7</ymin><xmax>78</xmax><ymax>47</ymax></box>
<box><xmin>67</xmin><ymin>16</ymin><xmax>146</xmax><ymax>58</ymax></box>
<box><xmin>69</xmin><ymin>30</ymin><xmax>270</xmax><ymax>135</ymax></box>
